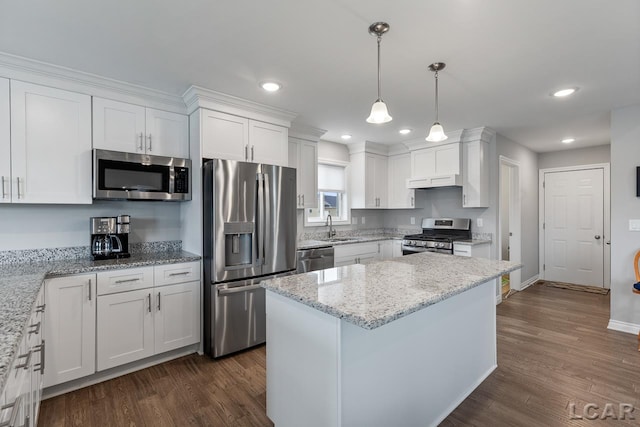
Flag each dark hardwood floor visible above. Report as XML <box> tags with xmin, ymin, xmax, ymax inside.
<box><xmin>39</xmin><ymin>283</ymin><xmax>640</xmax><ymax>426</ymax></box>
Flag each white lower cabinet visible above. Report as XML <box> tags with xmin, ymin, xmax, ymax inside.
<box><xmin>97</xmin><ymin>288</ymin><xmax>155</xmax><ymax>371</ymax></box>
<box><xmin>2</xmin><ymin>287</ymin><xmax>45</xmax><ymax>427</ymax></box>
<box><xmin>44</xmin><ymin>274</ymin><xmax>96</xmax><ymax>388</ymax></box>
<box><xmin>154</xmin><ymin>281</ymin><xmax>200</xmax><ymax>354</ymax></box>
<box><xmin>43</xmin><ymin>261</ymin><xmax>201</xmax><ymax>388</ymax></box>
<box><xmin>334</xmin><ymin>242</ymin><xmax>381</xmax><ymax>267</ymax></box>
<box><xmin>96</xmin><ymin>262</ymin><xmax>201</xmax><ymax>371</ymax></box>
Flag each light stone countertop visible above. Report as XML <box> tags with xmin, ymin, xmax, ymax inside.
<box><xmin>261</xmin><ymin>251</ymin><xmax>520</xmax><ymax>330</ymax></box>
<box><xmin>298</xmin><ymin>235</ymin><xmax>403</xmax><ymax>250</ymax></box>
<box><xmin>0</xmin><ymin>251</ymin><xmax>200</xmax><ymax>392</ymax></box>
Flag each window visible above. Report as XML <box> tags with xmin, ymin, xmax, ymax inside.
<box><xmin>305</xmin><ymin>163</ymin><xmax>350</xmax><ymax>226</ymax></box>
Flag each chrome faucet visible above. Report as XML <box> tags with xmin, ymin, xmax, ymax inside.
<box><xmin>326</xmin><ymin>214</ymin><xmax>336</xmax><ymax>238</ymax></box>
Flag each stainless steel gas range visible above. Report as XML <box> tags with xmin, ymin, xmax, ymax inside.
<box><xmin>402</xmin><ymin>218</ymin><xmax>471</xmax><ymax>255</ymax></box>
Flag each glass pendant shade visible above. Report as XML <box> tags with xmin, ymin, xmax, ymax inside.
<box><xmin>426</xmin><ymin>122</ymin><xmax>448</xmax><ymax>142</ymax></box>
<box><xmin>366</xmin><ymin>99</ymin><xmax>392</xmax><ymax>124</ymax></box>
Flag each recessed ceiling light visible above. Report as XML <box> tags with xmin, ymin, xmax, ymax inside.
<box><xmin>341</xmin><ymin>134</ymin><xmax>352</xmax><ymax>140</ymax></box>
<box><xmin>561</xmin><ymin>138</ymin><xmax>575</xmax><ymax>144</ymax></box>
<box><xmin>552</xmin><ymin>88</ymin><xmax>577</xmax><ymax>98</ymax></box>
<box><xmin>399</xmin><ymin>129</ymin><xmax>412</xmax><ymax>135</ymax></box>
<box><xmin>260</xmin><ymin>81</ymin><xmax>281</xmax><ymax>92</ymax></box>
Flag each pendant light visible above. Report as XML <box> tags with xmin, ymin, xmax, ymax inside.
<box><xmin>366</xmin><ymin>22</ymin><xmax>392</xmax><ymax>124</ymax></box>
<box><xmin>426</xmin><ymin>62</ymin><xmax>447</xmax><ymax>142</ymax></box>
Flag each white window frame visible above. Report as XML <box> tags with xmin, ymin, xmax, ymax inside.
<box><xmin>304</xmin><ymin>159</ymin><xmax>351</xmax><ymax>227</ymax></box>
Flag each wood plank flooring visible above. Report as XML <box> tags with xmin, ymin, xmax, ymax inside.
<box><xmin>39</xmin><ymin>283</ymin><xmax>640</xmax><ymax>426</ymax></box>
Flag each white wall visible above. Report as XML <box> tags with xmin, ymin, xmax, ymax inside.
<box><xmin>538</xmin><ymin>144</ymin><xmax>610</xmax><ymax>170</ymax></box>
<box><xmin>0</xmin><ymin>201</ymin><xmax>182</xmax><ymax>251</ymax></box>
<box><xmin>610</xmin><ymin>104</ymin><xmax>640</xmax><ymax>326</ymax></box>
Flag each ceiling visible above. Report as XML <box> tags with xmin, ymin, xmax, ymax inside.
<box><xmin>1</xmin><ymin>0</ymin><xmax>638</xmax><ymax>152</ymax></box>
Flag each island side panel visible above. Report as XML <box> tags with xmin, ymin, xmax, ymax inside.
<box><xmin>265</xmin><ymin>291</ymin><xmax>341</xmax><ymax>427</ymax></box>
<box><xmin>340</xmin><ymin>280</ymin><xmax>497</xmax><ymax>427</ymax></box>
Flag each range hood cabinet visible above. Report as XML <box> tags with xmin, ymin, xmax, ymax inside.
<box><xmin>406</xmin><ymin>174</ymin><xmax>462</xmax><ymax>189</ymax></box>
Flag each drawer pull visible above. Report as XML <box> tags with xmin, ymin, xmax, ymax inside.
<box><xmin>168</xmin><ymin>272</ymin><xmax>190</xmax><ymax>277</ymax></box>
<box><xmin>33</xmin><ymin>341</ymin><xmax>45</xmax><ymax>374</ymax></box>
<box><xmin>36</xmin><ymin>304</ymin><xmax>46</xmax><ymax>313</ymax></box>
<box><xmin>115</xmin><ymin>278</ymin><xmax>141</xmax><ymax>284</ymax></box>
<box><xmin>28</xmin><ymin>321</ymin><xmax>40</xmax><ymax>335</ymax></box>
<box><xmin>16</xmin><ymin>350</ymin><xmax>31</xmax><ymax>370</ymax></box>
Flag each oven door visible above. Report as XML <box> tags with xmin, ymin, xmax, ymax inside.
<box><xmin>401</xmin><ymin>245</ymin><xmax>452</xmax><ymax>255</ymax></box>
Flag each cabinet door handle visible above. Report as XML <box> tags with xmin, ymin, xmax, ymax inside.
<box><xmin>251</xmin><ymin>145</ymin><xmax>255</xmax><ymax>161</ymax></box>
<box><xmin>88</xmin><ymin>279</ymin><xmax>92</xmax><ymax>301</ymax></box>
<box><xmin>147</xmin><ymin>134</ymin><xmax>152</xmax><ymax>151</ymax></box>
<box><xmin>157</xmin><ymin>292</ymin><xmax>161</xmax><ymax>311</ymax></box>
<box><xmin>36</xmin><ymin>304</ymin><xmax>46</xmax><ymax>313</ymax></box>
<box><xmin>1</xmin><ymin>395</ymin><xmax>22</xmax><ymax>427</ymax></box>
<box><xmin>16</xmin><ymin>177</ymin><xmax>21</xmax><ymax>200</ymax></box>
<box><xmin>302</xmin><ymin>194</ymin><xmax>304</xmax><ymax>205</ymax></box>
<box><xmin>147</xmin><ymin>293</ymin><xmax>151</xmax><ymax>313</ymax></box>
<box><xmin>1</xmin><ymin>176</ymin><xmax>6</xmax><ymax>199</ymax></box>
<box><xmin>245</xmin><ymin>145</ymin><xmax>249</xmax><ymax>161</ymax></box>
<box><xmin>463</xmin><ymin>194</ymin><xmax>466</xmax><ymax>205</ymax></box>
<box><xmin>411</xmin><ymin>196</ymin><xmax>414</xmax><ymax>207</ymax></box>
<box><xmin>33</xmin><ymin>340</ymin><xmax>45</xmax><ymax>374</ymax></box>
<box><xmin>139</xmin><ymin>132</ymin><xmax>144</xmax><ymax>151</ymax></box>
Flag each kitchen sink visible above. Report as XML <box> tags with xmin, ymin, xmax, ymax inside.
<box><xmin>322</xmin><ymin>237</ymin><xmax>361</xmax><ymax>243</ymax></box>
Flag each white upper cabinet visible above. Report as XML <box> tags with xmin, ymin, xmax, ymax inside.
<box><xmin>249</xmin><ymin>120</ymin><xmax>288</xmax><ymax>166</ymax></box>
<box><xmin>462</xmin><ymin>139</ymin><xmax>490</xmax><ymax>208</ymax></box>
<box><xmin>0</xmin><ymin>78</ymin><xmax>9</xmax><ymax>204</ymax></box>
<box><xmin>351</xmin><ymin>150</ymin><xmax>388</xmax><ymax>209</ymax></box>
<box><xmin>200</xmin><ymin>108</ymin><xmax>288</xmax><ymax>166</ymax></box>
<box><xmin>288</xmin><ymin>137</ymin><xmax>318</xmax><ymax>209</ymax></box>
<box><xmin>410</xmin><ymin>141</ymin><xmax>461</xmax><ymax>180</ymax></box>
<box><xmin>201</xmin><ymin>109</ymin><xmax>248</xmax><ymax>161</ymax></box>
<box><xmin>11</xmin><ymin>80</ymin><xmax>92</xmax><ymax>204</ymax></box>
<box><xmin>93</xmin><ymin>97</ymin><xmax>189</xmax><ymax>158</ymax></box>
<box><xmin>387</xmin><ymin>153</ymin><xmax>415</xmax><ymax>209</ymax></box>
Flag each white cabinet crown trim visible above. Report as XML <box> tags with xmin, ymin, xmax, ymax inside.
<box><xmin>182</xmin><ymin>85</ymin><xmax>297</xmax><ymax>126</ymax></box>
<box><xmin>288</xmin><ymin>123</ymin><xmax>326</xmax><ymax>141</ymax></box>
<box><xmin>0</xmin><ymin>52</ymin><xmax>186</xmax><ymax>114</ymax></box>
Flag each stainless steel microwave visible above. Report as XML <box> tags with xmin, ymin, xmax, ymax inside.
<box><xmin>93</xmin><ymin>149</ymin><xmax>191</xmax><ymax>201</ymax></box>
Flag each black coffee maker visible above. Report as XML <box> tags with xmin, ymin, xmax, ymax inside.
<box><xmin>90</xmin><ymin>215</ymin><xmax>131</xmax><ymax>260</ymax></box>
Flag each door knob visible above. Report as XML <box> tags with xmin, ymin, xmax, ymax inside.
<box><xmin>594</xmin><ymin>235</ymin><xmax>601</xmax><ymax>240</ymax></box>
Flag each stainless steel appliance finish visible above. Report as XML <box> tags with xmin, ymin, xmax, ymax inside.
<box><xmin>402</xmin><ymin>218</ymin><xmax>471</xmax><ymax>255</ymax></box>
<box><xmin>203</xmin><ymin>159</ymin><xmax>297</xmax><ymax>358</ymax></box>
<box><xmin>93</xmin><ymin>149</ymin><xmax>191</xmax><ymax>201</ymax></box>
<box><xmin>90</xmin><ymin>216</ymin><xmax>131</xmax><ymax>260</ymax></box>
<box><xmin>296</xmin><ymin>246</ymin><xmax>334</xmax><ymax>273</ymax></box>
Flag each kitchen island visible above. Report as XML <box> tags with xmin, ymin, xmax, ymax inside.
<box><xmin>261</xmin><ymin>252</ymin><xmax>520</xmax><ymax>427</ymax></box>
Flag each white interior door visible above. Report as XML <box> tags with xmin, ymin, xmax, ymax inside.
<box><xmin>544</xmin><ymin>168</ymin><xmax>604</xmax><ymax>286</ymax></box>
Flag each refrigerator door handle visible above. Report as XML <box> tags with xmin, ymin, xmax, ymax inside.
<box><xmin>262</xmin><ymin>173</ymin><xmax>270</xmax><ymax>266</ymax></box>
<box><xmin>256</xmin><ymin>173</ymin><xmax>265</xmax><ymax>266</ymax></box>
<box><xmin>218</xmin><ymin>283</ymin><xmax>263</xmax><ymax>295</ymax></box>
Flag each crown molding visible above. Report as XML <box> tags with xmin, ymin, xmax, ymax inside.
<box><xmin>0</xmin><ymin>51</ymin><xmax>187</xmax><ymax>114</ymax></box>
<box><xmin>461</xmin><ymin>126</ymin><xmax>496</xmax><ymax>143</ymax></box>
<box><xmin>403</xmin><ymin>129</ymin><xmax>465</xmax><ymax>151</ymax></box>
<box><xmin>183</xmin><ymin>85</ymin><xmax>297</xmax><ymax>127</ymax></box>
<box><xmin>387</xmin><ymin>143</ymin><xmax>410</xmax><ymax>156</ymax></box>
<box><xmin>288</xmin><ymin>122</ymin><xmax>327</xmax><ymax>142</ymax></box>
<box><xmin>347</xmin><ymin>141</ymin><xmax>389</xmax><ymax>156</ymax></box>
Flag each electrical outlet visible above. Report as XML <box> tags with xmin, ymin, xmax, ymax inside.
<box><xmin>352</xmin><ymin>217</ymin><xmax>358</xmax><ymax>225</ymax></box>
<box><xmin>410</xmin><ymin>217</ymin><xmax>416</xmax><ymax>225</ymax></box>
<box><xmin>361</xmin><ymin>216</ymin><xmax>366</xmax><ymax>225</ymax></box>
<box><xmin>477</xmin><ymin>218</ymin><xmax>484</xmax><ymax>228</ymax></box>
<box><xmin>630</xmin><ymin>220</ymin><xmax>640</xmax><ymax>231</ymax></box>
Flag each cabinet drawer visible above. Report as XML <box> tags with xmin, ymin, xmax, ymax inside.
<box><xmin>453</xmin><ymin>244</ymin><xmax>472</xmax><ymax>257</ymax></box>
<box><xmin>333</xmin><ymin>242</ymin><xmax>380</xmax><ymax>258</ymax></box>
<box><xmin>154</xmin><ymin>262</ymin><xmax>201</xmax><ymax>287</ymax></box>
<box><xmin>97</xmin><ymin>267</ymin><xmax>154</xmax><ymax>295</ymax></box>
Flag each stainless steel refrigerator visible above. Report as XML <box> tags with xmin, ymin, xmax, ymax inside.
<box><xmin>203</xmin><ymin>159</ymin><xmax>297</xmax><ymax>358</ymax></box>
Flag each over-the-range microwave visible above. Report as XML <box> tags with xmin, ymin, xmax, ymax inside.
<box><xmin>93</xmin><ymin>149</ymin><xmax>191</xmax><ymax>201</ymax></box>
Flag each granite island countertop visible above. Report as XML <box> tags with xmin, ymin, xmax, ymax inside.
<box><xmin>261</xmin><ymin>251</ymin><xmax>520</xmax><ymax>330</ymax></box>
<box><xmin>0</xmin><ymin>250</ymin><xmax>201</xmax><ymax>392</ymax></box>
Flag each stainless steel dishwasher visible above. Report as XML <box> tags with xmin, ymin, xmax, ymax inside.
<box><xmin>296</xmin><ymin>246</ymin><xmax>334</xmax><ymax>273</ymax></box>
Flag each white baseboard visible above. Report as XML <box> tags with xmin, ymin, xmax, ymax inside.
<box><xmin>607</xmin><ymin>319</ymin><xmax>640</xmax><ymax>335</ymax></box>
<box><xmin>520</xmin><ymin>275</ymin><xmax>539</xmax><ymax>290</ymax></box>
